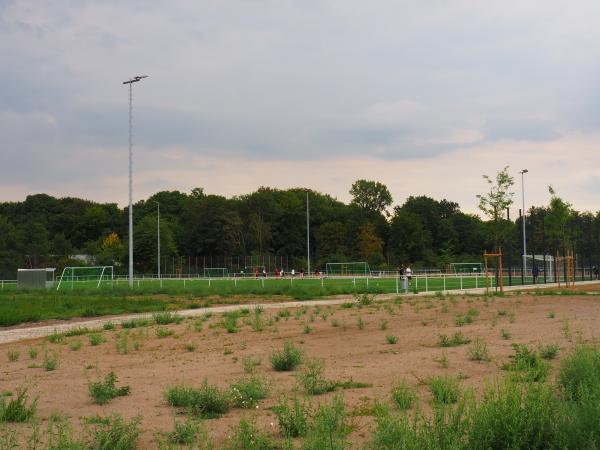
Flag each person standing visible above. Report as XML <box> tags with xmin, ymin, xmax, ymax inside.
<box><xmin>406</xmin><ymin>266</ymin><xmax>413</xmax><ymax>286</ymax></box>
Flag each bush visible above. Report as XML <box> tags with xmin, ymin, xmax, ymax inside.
<box><xmin>88</xmin><ymin>333</ymin><xmax>105</xmax><ymax>346</ymax></box>
<box><xmin>168</xmin><ymin>416</ymin><xmax>201</xmax><ymax>445</ymax></box>
<box><xmin>274</xmin><ymin>394</ymin><xmax>310</xmax><ymax>438</ymax></box>
<box><xmin>224</xmin><ymin>416</ymin><xmax>277</xmax><ymax>450</ymax></box>
<box><xmin>43</xmin><ymin>350</ymin><xmax>59</xmax><ymax>371</ymax></box>
<box><xmin>391</xmin><ymin>381</ymin><xmax>417</xmax><ymax>410</ymax></box>
<box><xmin>504</xmin><ymin>344</ymin><xmax>549</xmax><ymax>382</ymax></box>
<box><xmin>153</xmin><ymin>312</ymin><xmax>183</xmax><ymax>325</ymax></box>
<box><xmin>539</xmin><ymin>344</ymin><xmax>560</xmax><ymax>360</ymax></box>
<box><xmin>88</xmin><ymin>372</ymin><xmax>131</xmax><ymax>405</ymax></box>
<box><xmin>297</xmin><ymin>359</ymin><xmax>336</xmax><ymax>395</ymax></box>
<box><xmin>386</xmin><ymin>335</ymin><xmax>398</xmax><ymax>345</ymax></box>
<box><xmin>302</xmin><ymin>396</ymin><xmax>350</xmax><ymax>450</ymax></box>
<box><xmin>230</xmin><ymin>376</ymin><xmax>269</xmax><ymax>408</ymax></box>
<box><xmin>437</xmin><ymin>332</ymin><xmax>470</xmax><ymax>347</ymax></box>
<box><xmin>557</xmin><ymin>345</ymin><xmax>600</xmax><ymax>401</ymax></box>
<box><xmin>121</xmin><ymin>318</ymin><xmax>149</xmax><ymax>329</ymax></box>
<box><xmin>270</xmin><ymin>341</ymin><xmax>303</xmax><ymax>371</ymax></box>
<box><xmin>166</xmin><ymin>380</ymin><xmax>230</xmax><ymax>418</ymax></box>
<box><xmin>427</xmin><ymin>375</ymin><xmax>460</xmax><ymax>404</ymax></box>
<box><xmin>155</xmin><ymin>327</ymin><xmax>174</xmax><ymax>338</ymax></box>
<box><xmin>0</xmin><ymin>388</ymin><xmax>36</xmax><ymax>422</ymax></box>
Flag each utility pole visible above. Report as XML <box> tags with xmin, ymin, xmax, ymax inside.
<box><xmin>520</xmin><ymin>169</ymin><xmax>528</xmax><ymax>282</ymax></box>
<box><xmin>306</xmin><ymin>191</ymin><xmax>311</xmax><ymax>275</ymax></box>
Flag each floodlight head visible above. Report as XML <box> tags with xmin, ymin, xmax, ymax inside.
<box><xmin>122</xmin><ymin>75</ymin><xmax>149</xmax><ymax>84</ymax></box>
<box><xmin>521</xmin><ymin>169</ymin><xmax>528</xmax><ymax>174</ymax></box>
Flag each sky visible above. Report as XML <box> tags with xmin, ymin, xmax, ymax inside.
<box><xmin>1</xmin><ymin>0</ymin><xmax>600</xmax><ymax>215</ymax></box>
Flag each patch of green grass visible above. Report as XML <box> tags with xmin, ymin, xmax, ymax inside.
<box><xmin>43</xmin><ymin>350</ymin><xmax>59</xmax><ymax>371</ymax></box>
<box><xmin>69</xmin><ymin>340</ymin><xmax>82</xmax><ymax>351</ymax></box>
<box><xmin>435</xmin><ymin>351</ymin><xmax>449</xmax><ymax>369</ymax></box>
<box><xmin>225</xmin><ymin>416</ymin><xmax>277</xmax><ymax>450</ymax></box>
<box><xmin>229</xmin><ymin>376</ymin><xmax>269</xmax><ymax>408</ymax></box>
<box><xmin>64</xmin><ymin>327</ymin><xmax>91</xmax><ymax>337</ymax></box>
<box><xmin>503</xmin><ymin>343</ymin><xmax>549</xmax><ymax>382</ymax></box>
<box><xmin>7</xmin><ymin>350</ymin><xmax>19</xmax><ymax>362</ymax></box>
<box><xmin>302</xmin><ymin>395</ymin><xmax>350</xmax><ymax>450</ymax></box>
<box><xmin>121</xmin><ymin>318</ymin><xmax>150</xmax><ymax>329</ymax></box>
<box><xmin>303</xmin><ymin>325</ymin><xmax>311</xmax><ymax>334</ymax></box>
<box><xmin>88</xmin><ymin>372</ymin><xmax>131</xmax><ymax>405</ymax></box>
<box><xmin>28</xmin><ymin>347</ymin><xmax>38</xmax><ymax>360</ymax></box>
<box><xmin>539</xmin><ymin>344</ymin><xmax>559</xmax><ymax>360</ymax></box>
<box><xmin>103</xmin><ymin>321</ymin><xmax>115</xmax><ymax>330</ymax></box>
<box><xmin>242</xmin><ymin>356</ymin><xmax>261</xmax><ymax>374</ymax></box>
<box><xmin>168</xmin><ymin>416</ymin><xmax>202</xmax><ymax>445</ymax></box>
<box><xmin>391</xmin><ymin>381</ymin><xmax>417</xmax><ymax>410</ymax></box>
<box><xmin>500</xmin><ymin>328</ymin><xmax>511</xmax><ymax>340</ymax></box>
<box><xmin>357</xmin><ymin>317</ymin><xmax>365</xmax><ymax>330</ymax></box>
<box><xmin>47</xmin><ymin>330</ymin><xmax>65</xmax><ymax>344</ymax></box>
<box><xmin>0</xmin><ymin>388</ymin><xmax>36</xmax><ymax>422</ymax></box>
<box><xmin>166</xmin><ymin>380</ymin><xmax>231</xmax><ymax>418</ymax></box>
<box><xmin>455</xmin><ymin>314</ymin><xmax>473</xmax><ymax>326</ymax></box>
<box><xmin>116</xmin><ymin>331</ymin><xmax>129</xmax><ymax>354</ymax></box>
<box><xmin>427</xmin><ymin>375</ymin><xmax>460</xmax><ymax>404</ymax></box>
<box><xmin>185</xmin><ymin>341</ymin><xmax>197</xmax><ymax>352</ymax></box>
<box><xmin>270</xmin><ymin>341</ymin><xmax>303</xmax><ymax>371</ymax></box>
<box><xmin>85</xmin><ymin>413</ymin><xmax>141</xmax><ymax>449</ymax></box>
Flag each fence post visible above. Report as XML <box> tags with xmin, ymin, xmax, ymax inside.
<box><xmin>396</xmin><ymin>276</ymin><xmax>399</xmax><ymax>294</ymax></box>
<box><xmin>184</xmin><ymin>279</ymin><xmax>186</xmax><ymax>289</ymax></box>
<box><xmin>425</xmin><ymin>274</ymin><xmax>428</xmax><ymax>292</ymax></box>
<box><xmin>261</xmin><ymin>278</ymin><xmax>264</xmax><ymax>288</ymax></box>
<box><xmin>443</xmin><ymin>276</ymin><xmax>446</xmax><ymax>292</ymax></box>
<box><xmin>460</xmin><ymin>274</ymin><xmax>463</xmax><ymax>290</ymax></box>
<box><xmin>366</xmin><ymin>277</ymin><xmax>369</xmax><ymax>288</ymax></box>
<box><xmin>415</xmin><ymin>276</ymin><xmax>418</xmax><ymax>292</ymax></box>
<box><xmin>209</xmin><ymin>279</ymin><xmax>211</xmax><ymax>288</ymax></box>
<box><xmin>321</xmin><ymin>277</ymin><xmax>324</xmax><ymax>288</ymax></box>
<box><xmin>353</xmin><ymin>278</ymin><xmax>356</xmax><ymax>287</ymax></box>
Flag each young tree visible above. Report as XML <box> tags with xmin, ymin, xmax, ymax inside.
<box><xmin>349</xmin><ymin>180</ymin><xmax>393</xmax><ymax>215</ymax></box>
<box><xmin>545</xmin><ymin>186</ymin><xmax>574</xmax><ymax>253</ymax></box>
<box><xmin>357</xmin><ymin>222</ymin><xmax>385</xmax><ymax>265</ymax></box>
<box><xmin>476</xmin><ymin>167</ymin><xmax>514</xmax><ymax>251</ymax></box>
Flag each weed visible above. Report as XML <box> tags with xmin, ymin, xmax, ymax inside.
<box><xmin>0</xmin><ymin>388</ymin><xmax>36</xmax><ymax>422</ymax></box>
<box><xmin>302</xmin><ymin>395</ymin><xmax>350</xmax><ymax>450</ymax></box>
<box><xmin>331</xmin><ymin>318</ymin><xmax>340</xmax><ymax>327</ymax></box>
<box><xmin>85</xmin><ymin>413</ymin><xmax>141</xmax><ymax>450</ymax></box>
<box><xmin>43</xmin><ymin>350</ymin><xmax>58</xmax><ymax>371</ymax></box>
<box><xmin>357</xmin><ymin>317</ymin><xmax>365</xmax><ymax>330</ymax></box>
<box><xmin>185</xmin><ymin>342</ymin><xmax>197</xmax><ymax>352</ymax></box>
<box><xmin>298</xmin><ymin>359</ymin><xmax>336</xmax><ymax>395</ymax></box>
<box><xmin>303</xmin><ymin>325</ymin><xmax>311</xmax><ymax>334</ymax></box>
<box><xmin>435</xmin><ymin>351</ymin><xmax>449</xmax><ymax>369</ymax></box>
<box><xmin>428</xmin><ymin>375</ymin><xmax>460</xmax><ymax>404</ymax></box>
<box><xmin>504</xmin><ymin>343</ymin><xmax>549</xmax><ymax>382</ymax></box>
<box><xmin>497</xmin><ymin>308</ymin><xmax>508</xmax><ymax>316</ymax></box>
<box><xmin>224</xmin><ymin>348</ymin><xmax>233</xmax><ymax>356</ymax></box>
<box><xmin>274</xmin><ymin>393</ymin><xmax>310</xmax><ymax>438</ymax></box>
<box><xmin>154</xmin><ymin>312</ymin><xmax>183</xmax><ymax>325</ymax></box>
<box><xmin>561</xmin><ymin>319</ymin><xmax>572</xmax><ymax>340</ymax></box>
<box><xmin>28</xmin><ymin>347</ymin><xmax>38</xmax><ymax>360</ymax></box>
<box><xmin>155</xmin><ymin>327</ymin><xmax>174</xmax><ymax>338</ymax></box>
<box><xmin>508</xmin><ymin>311</ymin><xmax>516</xmax><ymax>323</ymax></box>
<box><xmin>278</xmin><ymin>309</ymin><xmax>291</xmax><ymax>318</ymax></box>
<box><xmin>468</xmin><ymin>338</ymin><xmax>491</xmax><ymax>362</ymax></box>
<box><xmin>7</xmin><ymin>350</ymin><xmax>19</xmax><ymax>362</ymax></box>
<box><xmin>242</xmin><ymin>356</ymin><xmax>261</xmax><ymax>374</ymax></box>
<box><xmin>455</xmin><ymin>314</ymin><xmax>473</xmax><ymax>326</ymax></box>
<box><xmin>249</xmin><ymin>309</ymin><xmax>265</xmax><ymax>332</ymax></box>
<box><xmin>166</xmin><ymin>380</ymin><xmax>230</xmax><ymax>418</ymax></box>
<box><xmin>88</xmin><ymin>372</ymin><xmax>131</xmax><ymax>405</ymax></box>
<box><xmin>47</xmin><ymin>330</ymin><xmax>64</xmax><ymax>344</ymax></box>
<box><xmin>168</xmin><ymin>416</ymin><xmax>201</xmax><ymax>445</ymax></box>
<box><xmin>441</xmin><ymin>303</ymin><xmax>449</xmax><ymax>313</ymax></box>
<box><xmin>88</xmin><ymin>333</ymin><xmax>105</xmax><ymax>346</ymax></box>
<box><xmin>225</xmin><ymin>416</ymin><xmax>276</xmax><ymax>450</ymax></box>
<box><xmin>341</xmin><ymin>302</ymin><xmax>354</xmax><ymax>309</ymax></box>
<box><xmin>391</xmin><ymin>381</ymin><xmax>417</xmax><ymax>410</ymax></box>
<box><xmin>386</xmin><ymin>335</ymin><xmax>398</xmax><ymax>344</ymax></box>
<box><xmin>437</xmin><ymin>332</ymin><xmax>470</xmax><ymax>347</ymax></box>
<box><xmin>194</xmin><ymin>320</ymin><xmax>204</xmax><ymax>332</ymax></box>
<box><xmin>103</xmin><ymin>321</ymin><xmax>115</xmax><ymax>330</ymax></box>
<box><xmin>121</xmin><ymin>318</ymin><xmax>150</xmax><ymax>329</ymax></box>
<box><xmin>500</xmin><ymin>328</ymin><xmax>512</xmax><ymax>340</ymax></box>
<box><xmin>270</xmin><ymin>341</ymin><xmax>303</xmax><ymax>371</ymax></box>
<box><xmin>379</xmin><ymin>320</ymin><xmax>388</xmax><ymax>331</ymax></box>
<box><xmin>69</xmin><ymin>340</ymin><xmax>82</xmax><ymax>351</ymax></box>
<box><xmin>229</xmin><ymin>376</ymin><xmax>269</xmax><ymax>408</ymax></box>
<box><xmin>116</xmin><ymin>331</ymin><xmax>130</xmax><ymax>354</ymax></box>
<box><xmin>547</xmin><ymin>312</ymin><xmax>555</xmax><ymax>319</ymax></box>
<box><xmin>539</xmin><ymin>344</ymin><xmax>559</xmax><ymax>360</ymax></box>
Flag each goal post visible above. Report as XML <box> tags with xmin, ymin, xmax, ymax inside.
<box><xmin>524</xmin><ymin>254</ymin><xmax>555</xmax><ymax>281</ymax></box>
<box><xmin>450</xmin><ymin>262</ymin><xmax>484</xmax><ymax>274</ymax></box>
<box><xmin>325</xmin><ymin>262</ymin><xmax>370</xmax><ymax>276</ymax></box>
<box><xmin>203</xmin><ymin>267</ymin><xmax>229</xmax><ymax>278</ymax></box>
<box><xmin>56</xmin><ymin>266</ymin><xmax>114</xmax><ymax>290</ymax></box>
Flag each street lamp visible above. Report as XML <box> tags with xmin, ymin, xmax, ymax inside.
<box><xmin>155</xmin><ymin>201</ymin><xmax>160</xmax><ymax>280</ymax></box>
<box><xmin>520</xmin><ymin>169</ymin><xmax>528</xmax><ymax>281</ymax></box>
<box><xmin>306</xmin><ymin>191</ymin><xmax>310</xmax><ymax>275</ymax></box>
<box><xmin>123</xmin><ymin>75</ymin><xmax>148</xmax><ymax>288</ymax></box>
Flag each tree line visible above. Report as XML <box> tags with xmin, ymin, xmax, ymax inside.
<box><xmin>1</xmin><ymin>176</ymin><xmax>599</xmax><ymax>278</ymax></box>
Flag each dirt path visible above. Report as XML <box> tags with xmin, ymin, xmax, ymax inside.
<box><xmin>2</xmin><ymin>281</ymin><xmax>599</xmax><ymax>345</ymax></box>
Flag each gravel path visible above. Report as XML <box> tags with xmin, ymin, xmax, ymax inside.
<box><xmin>2</xmin><ymin>281</ymin><xmax>598</xmax><ymax>345</ymax></box>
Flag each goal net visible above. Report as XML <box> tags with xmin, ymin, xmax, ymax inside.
<box><xmin>450</xmin><ymin>262</ymin><xmax>484</xmax><ymax>274</ymax></box>
<box><xmin>325</xmin><ymin>262</ymin><xmax>370</xmax><ymax>276</ymax></box>
<box><xmin>56</xmin><ymin>266</ymin><xmax>114</xmax><ymax>290</ymax></box>
<box><xmin>525</xmin><ymin>254</ymin><xmax>555</xmax><ymax>281</ymax></box>
<box><xmin>203</xmin><ymin>267</ymin><xmax>229</xmax><ymax>278</ymax></box>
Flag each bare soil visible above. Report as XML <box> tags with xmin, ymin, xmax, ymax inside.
<box><xmin>2</xmin><ymin>291</ymin><xmax>600</xmax><ymax>448</ymax></box>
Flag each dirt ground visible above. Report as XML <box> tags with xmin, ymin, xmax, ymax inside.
<box><xmin>2</xmin><ymin>290</ymin><xmax>600</xmax><ymax>448</ymax></box>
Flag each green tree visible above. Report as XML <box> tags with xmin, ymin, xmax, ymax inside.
<box><xmin>476</xmin><ymin>167</ymin><xmax>514</xmax><ymax>251</ymax></box>
<box><xmin>389</xmin><ymin>210</ymin><xmax>433</xmax><ymax>264</ymax></box>
<box><xmin>133</xmin><ymin>216</ymin><xmax>177</xmax><ymax>271</ymax></box>
<box><xmin>357</xmin><ymin>222</ymin><xmax>385</xmax><ymax>265</ymax></box>
<box><xmin>349</xmin><ymin>180</ymin><xmax>393</xmax><ymax>215</ymax></box>
<box><xmin>545</xmin><ymin>186</ymin><xmax>574</xmax><ymax>253</ymax></box>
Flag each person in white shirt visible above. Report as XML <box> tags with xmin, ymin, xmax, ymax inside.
<box><xmin>406</xmin><ymin>266</ymin><xmax>413</xmax><ymax>285</ymax></box>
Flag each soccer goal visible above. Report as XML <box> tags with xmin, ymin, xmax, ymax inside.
<box><xmin>56</xmin><ymin>266</ymin><xmax>114</xmax><ymax>290</ymax></box>
<box><xmin>450</xmin><ymin>262</ymin><xmax>483</xmax><ymax>274</ymax></box>
<box><xmin>203</xmin><ymin>267</ymin><xmax>229</xmax><ymax>278</ymax></box>
<box><xmin>325</xmin><ymin>262</ymin><xmax>370</xmax><ymax>276</ymax></box>
<box><xmin>525</xmin><ymin>254</ymin><xmax>555</xmax><ymax>281</ymax></box>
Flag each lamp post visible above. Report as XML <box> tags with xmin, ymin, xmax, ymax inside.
<box><xmin>156</xmin><ymin>201</ymin><xmax>160</xmax><ymax>280</ymax></box>
<box><xmin>122</xmin><ymin>75</ymin><xmax>148</xmax><ymax>288</ymax></box>
<box><xmin>306</xmin><ymin>191</ymin><xmax>311</xmax><ymax>275</ymax></box>
<box><xmin>520</xmin><ymin>169</ymin><xmax>528</xmax><ymax>282</ymax></box>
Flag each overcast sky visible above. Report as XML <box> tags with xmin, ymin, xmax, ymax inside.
<box><xmin>1</xmin><ymin>0</ymin><xmax>599</xmax><ymax>215</ymax></box>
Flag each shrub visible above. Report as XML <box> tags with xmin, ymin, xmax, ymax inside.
<box><xmin>154</xmin><ymin>312</ymin><xmax>183</xmax><ymax>325</ymax></box>
<box><xmin>354</xmin><ymin>293</ymin><xmax>375</xmax><ymax>306</ymax></box>
<box><xmin>85</xmin><ymin>414</ymin><xmax>141</xmax><ymax>450</ymax></box>
<box><xmin>302</xmin><ymin>396</ymin><xmax>350</xmax><ymax>450</ymax></box>
<box><xmin>504</xmin><ymin>344</ymin><xmax>549</xmax><ymax>382</ymax></box>
<box><xmin>557</xmin><ymin>345</ymin><xmax>600</xmax><ymax>401</ymax></box>
<box><xmin>168</xmin><ymin>416</ymin><xmax>201</xmax><ymax>445</ymax></box>
<box><xmin>155</xmin><ymin>327</ymin><xmax>174</xmax><ymax>338</ymax></box>
<box><xmin>270</xmin><ymin>341</ymin><xmax>303</xmax><ymax>371</ymax></box>
<box><xmin>0</xmin><ymin>388</ymin><xmax>36</xmax><ymax>422</ymax></box>
<box><xmin>229</xmin><ymin>376</ymin><xmax>269</xmax><ymax>408</ymax></box>
<box><xmin>47</xmin><ymin>330</ymin><xmax>64</xmax><ymax>344</ymax></box>
<box><xmin>468</xmin><ymin>338</ymin><xmax>491</xmax><ymax>362</ymax></box>
<box><xmin>297</xmin><ymin>359</ymin><xmax>336</xmax><ymax>395</ymax></box>
<box><xmin>103</xmin><ymin>321</ymin><xmax>116</xmax><ymax>330</ymax></box>
<box><xmin>386</xmin><ymin>335</ymin><xmax>398</xmax><ymax>344</ymax></box>
<box><xmin>166</xmin><ymin>380</ymin><xmax>230</xmax><ymax>418</ymax></box>
<box><xmin>88</xmin><ymin>372</ymin><xmax>131</xmax><ymax>405</ymax></box>
<box><xmin>274</xmin><ymin>394</ymin><xmax>310</xmax><ymax>438</ymax></box>
<box><xmin>391</xmin><ymin>381</ymin><xmax>416</xmax><ymax>410</ymax></box>
<box><xmin>428</xmin><ymin>375</ymin><xmax>460</xmax><ymax>404</ymax></box>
